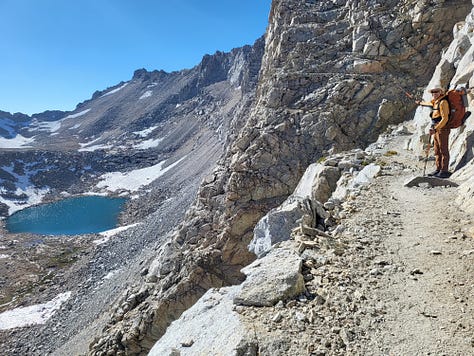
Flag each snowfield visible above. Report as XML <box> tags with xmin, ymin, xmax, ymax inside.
<box><xmin>97</xmin><ymin>156</ymin><xmax>186</xmax><ymax>192</ymax></box>
<box><xmin>63</xmin><ymin>109</ymin><xmax>91</xmax><ymax>119</ymax></box>
<box><xmin>0</xmin><ymin>134</ymin><xmax>35</xmax><ymax>149</ymax></box>
<box><xmin>0</xmin><ymin>292</ymin><xmax>71</xmax><ymax>330</ymax></box>
<box><xmin>100</xmin><ymin>82</ymin><xmax>129</xmax><ymax>97</ymax></box>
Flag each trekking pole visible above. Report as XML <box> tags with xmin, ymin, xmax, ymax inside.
<box><xmin>423</xmin><ymin>137</ymin><xmax>432</xmax><ymax>176</ymax></box>
<box><xmin>392</xmin><ymin>83</ymin><xmax>419</xmax><ymax>102</ymax></box>
<box><xmin>404</xmin><ymin>90</ymin><xmax>416</xmax><ymax>101</ymax></box>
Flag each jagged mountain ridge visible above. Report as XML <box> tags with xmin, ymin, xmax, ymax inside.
<box><xmin>1</xmin><ymin>40</ymin><xmax>263</xmax><ymax>151</ymax></box>
<box><xmin>0</xmin><ymin>33</ymin><xmax>268</xmax><ymax>356</ymax></box>
<box><xmin>0</xmin><ymin>36</ymin><xmax>266</xmax><ymax>354</ymax></box>
<box><xmin>0</xmin><ymin>38</ymin><xmax>264</xmax><ymax>216</ymax></box>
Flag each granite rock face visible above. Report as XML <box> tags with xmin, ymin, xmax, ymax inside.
<box><xmin>88</xmin><ymin>1</ymin><xmax>472</xmax><ymax>354</ymax></box>
<box><xmin>249</xmin><ymin>148</ymin><xmax>374</xmax><ymax>258</ymax></box>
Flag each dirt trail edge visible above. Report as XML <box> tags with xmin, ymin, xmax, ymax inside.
<box><xmin>355</xmin><ymin>135</ymin><xmax>474</xmax><ymax>355</ymax></box>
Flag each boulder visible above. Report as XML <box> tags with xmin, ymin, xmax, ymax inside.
<box><xmin>249</xmin><ymin>162</ymin><xmax>336</xmax><ymax>257</ymax></box>
<box><xmin>248</xmin><ymin>200</ymin><xmax>305</xmax><ymax>258</ymax></box>
<box><xmin>234</xmin><ymin>242</ymin><xmax>305</xmax><ymax>307</ymax></box>
<box><xmin>454</xmin><ymin>160</ymin><xmax>474</xmax><ymax>214</ymax></box>
<box><xmin>148</xmin><ymin>286</ymin><xmax>252</xmax><ymax>356</ymax></box>
<box><xmin>351</xmin><ymin>163</ymin><xmax>381</xmax><ymax>188</ymax></box>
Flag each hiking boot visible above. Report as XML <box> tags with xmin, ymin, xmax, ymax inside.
<box><xmin>435</xmin><ymin>171</ymin><xmax>451</xmax><ymax>179</ymax></box>
<box><xmin>427</xmin><ymin>170</ymin><xmax>440</xmax><ymax>177</ymax></box>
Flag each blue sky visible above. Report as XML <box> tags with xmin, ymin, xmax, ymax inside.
<box><xmin>0</xmin><ymin>0</ymin><xmax>271</xmax><ymax>115</ymax></box>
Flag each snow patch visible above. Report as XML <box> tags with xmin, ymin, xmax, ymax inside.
<box><xmin>2</xmin><ymin>163</ymin><xmax>53</xmax><ymax>190</ymax></box>
<box><xmin>69</xmin><ymin>123</ymin><xmax>82</xmax><ymax>130</ymax></box>
<box><xmin>78</xmin><ymin>136</ymin><xmax>113</xmax><ymax>152</ymax></box>
<box><xmin>78</xmin><ymin>144</ymin><xmax>113</xmax><ymax>152</ymax></box>
<box><xmin>0</xmin><ymin>186</ymin><xmax>50</xmax><ymax>215</ymax></box>
<box><xmin>79</xmin><ymin>136</ymin><xmax>102</xmax><ymax>148</ymax></box>
<box><xmin>134</xmin><ymin>137</ymin><xmax>163</xmax><ymax>150</ymax></box>
<box><xmin>93</xmin><ymin>223</ymin><xmax>140</xmax><ymax>245</ymax></box>
<box><xmin>0</xmin><ymin>134</ymin><xmax>35</xmax><ymax>149</ymax></box>
<box><xmin>0</xmin><ymin>292</ymin><xmax>71</xmax><ymax>330</ymax></box>
<box><xmin>64</xmin><ymin>109</ymin><xmax>90</xmax><ymax>119</ymax></box>
<box><xmin>0</xmin><ymin>163</ymin><xmax>51</xmax><ymax>213</ymax></box>
<box><xmin>100</xmin><ymin>82</ymin><xmax>129</xmax><ymax>97</ymax></box>
<box><xmin>97</xmin><ymin>156</ymin><xmax>186</xmax><ymax>192</ymax></box>
<box><xmin>133</xmin><ymin>126</ymin><xmax>158</xmax><ymax>138</ymax></box>
<box><xmin>139</xmin><ymin>91</ymin><xmax>153</xmax><ymax>100</ymax></box>
<box><xmin>35</xmin><ymin>120</ymin><xmax>63</xmax><ymax>133</ymax></box>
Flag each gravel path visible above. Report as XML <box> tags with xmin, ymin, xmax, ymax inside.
<box><xmin>359</xmin><ymin>137</ymin><xmax>474</xmax><ymax>355</ymax></box>
<box><xmin>234</xmin><ymin>132</ymin><xmax>474</xmax><ymax>355</ymax></box>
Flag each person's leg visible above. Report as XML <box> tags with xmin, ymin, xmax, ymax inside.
<box><xmin>433</xmin><ymin>131</ymin><xmax>441</xmax><ymax>172</ymax></box>
<box><xmin>436</xmin><ymin>128</ymin><xmax>451</xmax><ymax>178</ymax></box>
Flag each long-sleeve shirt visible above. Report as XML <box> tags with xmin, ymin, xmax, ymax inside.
<box><xmin>419</xmin><ymin>97</ymin><xmax>450</xmax><ymax>130</ymax></box>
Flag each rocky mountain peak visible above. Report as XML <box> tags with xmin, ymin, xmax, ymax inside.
<box><xmin>0</xmin><ymin>110</ymin><xmax>30</xmax><ymax>123</ymax></box>
<box><xmin>132</xmin><ymin>68</ymin><xmax>170</xmax><ymax>81</ymax></box>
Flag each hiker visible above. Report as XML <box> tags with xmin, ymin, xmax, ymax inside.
<box><xmin>416</xmin><ymin>87</ymin><xmax>451</xmax><ymax>178</ymax></box>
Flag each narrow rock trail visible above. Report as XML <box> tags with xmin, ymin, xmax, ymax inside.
<box><xmin>219</xmin><ymin>132</ymin><xmax>474</xmax><ymax>356</ymax></box>
<box><xmin>355</xmin><ymin>135</ymin><xmax>474</xmax><ymax>355</ymax></box>
<box><xmin>215</xmin><ymin>131</ymin><xmax>473</xmax><ymax>356</ymax></box>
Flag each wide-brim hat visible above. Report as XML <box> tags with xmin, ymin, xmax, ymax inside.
<box><xmin>429</xmin><ymin>87</ymin><xmax>445</xmax><ymax>94</ymax></box>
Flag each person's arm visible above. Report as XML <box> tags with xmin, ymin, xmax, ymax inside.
<box><xmin>435</xmin><ymin>99</ymin><xmax>450</xmax><ymax>130</ymax></box>
<box><xmin>416</xmin><ymin>100</ymin><xmax>433</xmax><ymax>108</ymax></box>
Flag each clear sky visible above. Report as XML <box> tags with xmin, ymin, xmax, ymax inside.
<box><xmin>0</xmin><ymin>0</ymin><xmax>271</xmax><ymax>115</ymax></box>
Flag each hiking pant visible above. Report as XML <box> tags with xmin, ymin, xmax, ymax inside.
<box><xmin>433</xmin><ymin>128</ymin><xmax>450</xmax><ymax>172</ymax></box>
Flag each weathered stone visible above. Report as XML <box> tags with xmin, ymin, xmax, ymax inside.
<box><xmin>249</xmin><ymin>200</ymin><xmax>305</xmax><ymax>257</ymax></box>
<box><xmin>351</xmin><ymin>164</ymin><xmax>381</xmax><ymax>188</ymax></box>
<box><xmin>146</xmin><ymin>241</ymin><xmax>182</xmax><ymax>282</ymax></box>
<box><xmin>234</xmin><ymin>243</ymin><xmax>305</xmax><ymax>307</ymax></box>
<box><xmin>148</xmin><ymin>287</ymin><xmax>251</xmax><ymax>356</ymax></box>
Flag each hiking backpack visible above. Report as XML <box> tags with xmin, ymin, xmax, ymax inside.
<box><xmin>444</xmin><ymin>87</ymin><xmax>471</xmax><ymax>129</ymax></box>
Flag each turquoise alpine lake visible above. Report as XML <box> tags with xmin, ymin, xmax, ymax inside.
<box><xmin>6</xmin><ymin>196</ymin><xmax>127</xmax><ymax>236</ymax></box>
